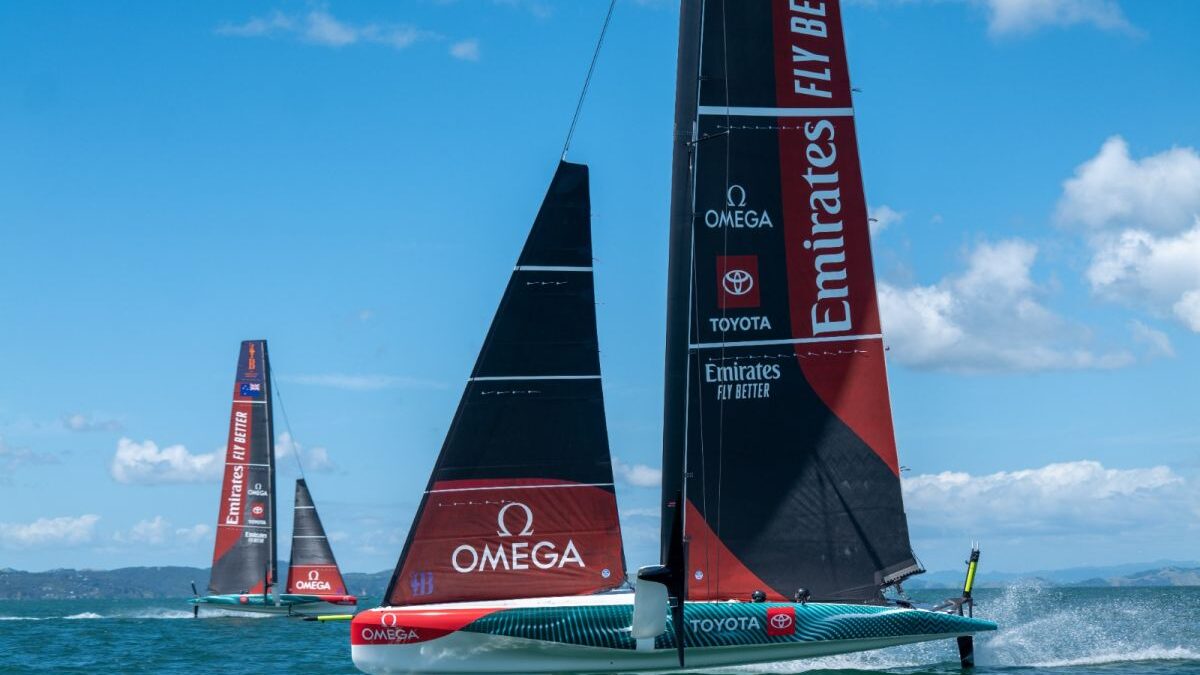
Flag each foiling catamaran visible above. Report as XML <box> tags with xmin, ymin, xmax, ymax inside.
<box><xmin>352</xmin><ymin>0</ymin><xmax>995</xmax><ymax>671</ymax></box>
<box><xmin>191</xmin><ymin>340</ymin><xmax>357</xmax><ymax>617</ymax></box>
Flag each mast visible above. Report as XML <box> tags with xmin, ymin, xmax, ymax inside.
<box><xmin>660</xmin><ymin>0</ymin><xmax>921</xmax><ymax>605</ymax></box>
<box><xmin>660</xmin><ymin>0</ymin><xmax>704</xmax><ymax>565</ymax></box>
<box><xmin>264</xmin><ymin>341</ymin><xmax>277</xmax><ymax>596</ymax></box>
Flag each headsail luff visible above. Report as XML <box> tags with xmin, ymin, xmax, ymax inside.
<box><xmin>286</xmin><ymin>479</ymin><xmax>350</xmax><ymax>597</ymax></box>
<box><xmin>384</xmin><ymin>161</ymin><xmax>626</xmax><ymax>607</ymax></box>
<box><xmin>208</xmin><ymin>340</ymin><xmax>277</xmax><ymax>595</ymax></box>
<box><xmin>661</xmin><ymin>0</ymin><xmax>921</xmax><ymax>605</ymax></box>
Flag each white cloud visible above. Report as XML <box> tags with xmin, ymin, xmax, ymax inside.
<box><xmin>0</xmin><ymin>515</ymin><xmax>100</xmax><ymax>549</ymax></box>
<box><xmin>114</xmin><ymin>518</ymin><xmax>212</xmax><ymax>546</ymax></box>
<box><xmin>62</xmin><ymin>412</ymin><xmax>123</xmax><ymax>433</ymax></box>
<box><xmin>1058</xmin><ymin>137</ymin><xmax>1200</xmax><ymax>333</ymax></box>
<box><xmin>110</xmin><ymin>438</ymin><xmax>222</xmax><ymax>485</ymax></box>
<box><xmin>175</xmin><ymin>524</ymin><xmax>211</xmax><ymax>544</ymax></box>
<box><xmin>1058</xmin><ymin>137</ymin><xmax>1200</xmax><ymax>233</ymax></box>
<box><xmin>982</xmin><ymin>0</ymin><xmax>1134</xmax><ymax>36</ymax></box>
<box><xmin>868</xmin><ymin>204</ymin><xmax>904</xmax><ymax>237</ymax></box>
<box><xmin>0</xmin><ymin>436</ymin><xmax>57</xmax><ymax>475</ymax></box>
<box><xmin>217</xmin><ymin>10</ymin><xmax>437</xmax><ymax>51</ymax></box>
<box><xmin>1129</xmin><ymin>320</ymin><xmax>1174</xmax><ymax>358</ymax></box>
<box><xmin>879</xmin><ymin>239</ymin><xmax>1131</xmax><ymax>372</ymax></box>
<box><xmin>114</xmin><ymin>516</ymin><xmax>170</xmax><ymax>545</ymax></box>
<box><xmin>613</xmin><ymin>457</ymin><xmax>661</xmax><ymax>488</ymax></box>
<box><xmin>275</xmin><ymin>432</ymin><xmax>336</xmax><ymax>474</ymax></box>
<box><xmin>904</xmin><ymin>460</ymin><xmax>1194</xmax><ymax>537</ymax></box>
<box><xmin>450</xmin><ymin>38</ymin><xmax>481</xmax><ymax>61</ymax></box>
<box><xmin>283</xmin><ymin>373</ymin><xmax>446</xmax><ymax>391</ymax></box>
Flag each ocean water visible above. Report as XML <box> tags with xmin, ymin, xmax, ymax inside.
<box><xmin>1</xmin><ymin>586</ymin><xmax>1197</xmax><ymax>674</ymax></box>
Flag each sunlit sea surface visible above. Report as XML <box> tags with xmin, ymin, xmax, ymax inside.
<box><xmin>1</xmin><ymin>586</ymin><xmax>1197</xmax><ymax>674</ymax></box>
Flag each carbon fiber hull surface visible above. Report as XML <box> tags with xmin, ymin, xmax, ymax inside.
<box><xmin>350</xmin><ymin>596</ymin><xmax>995</xmax><ymax>674</ymax></box>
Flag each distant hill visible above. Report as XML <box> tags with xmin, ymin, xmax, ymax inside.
<box><xmin>3</xmin><ymin>562</ymin><xmax>1197</xmax><ymax>600</ymax></box>
<box><xmin>0</xmin><ymin>565</ymin><xmax>393</xmax><ymax>601</ymax></box>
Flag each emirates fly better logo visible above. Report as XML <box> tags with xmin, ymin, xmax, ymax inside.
<box><xmin>450</xmin><ymin>501</ymin><xmax>585</xmax><ymax>574</ymax></box>
<box><xmin>717</xmin><ymin>255</ymin><xmax>760</xmax><ymax>309</ymax></box>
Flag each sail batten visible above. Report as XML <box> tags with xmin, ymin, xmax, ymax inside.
<box><xmin>385</xmin><ymin>161</ymin><xmax>626</xmax><ymax>607</ymax></box>
<box><xmin>661</xmin><ymin>0</ymin><xmax>920</xmax><ymax>605</ymax></box>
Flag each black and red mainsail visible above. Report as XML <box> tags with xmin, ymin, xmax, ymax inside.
<box><xmin>286</xmin><ymin>479</ymin><xmax>350</xmax><ymax>598</ymax></box>
<box><xmin>660</xmin><ymin>0</ymin><xmax>921</xmax><ymax>604</ymax></box>
<box><xmin>385</xmin><ymin>161</ymin><xmax>626</xmax><ymax>606</ymax></box>
<box><xmin>209</xmin><ymin>340</ymin><xmax>277</xmax><ymax>595</ymax></box>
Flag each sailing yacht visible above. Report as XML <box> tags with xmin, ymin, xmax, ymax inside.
<box><xmin>352</xmin><ymin>1</ymin><xmax>995</xmax><ymax>671</ymax></box>
<box><xmin>190</xmin><ymin>340</ymin><xmax>356</xmax><ymax>617</ymax></box>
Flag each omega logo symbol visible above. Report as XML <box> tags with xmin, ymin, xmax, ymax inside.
<box><xmin>770</xmin><ymin>613</ymin><xmax>794</xmax><ymax>630</ymax></box>
<box><xmin>722</xmin><ymin>269</ymin><xmax>754</xmax><ymax>297</ymax></box>
<box><xmin>307</xmin><ymin>570</ymin><xmax>320</xmax><ymax>581</ymax></box>
<box><xmin>380</xmin><ymin>612</ymin><xmax>399</xmax><ymax>627</ymax></box>
<box><xmin>726</xmin><ymin>184</ymin><xmax>747</xmax><ymax>207</ymax></box>
<box><xmin>496</xmin><ymin>502</ymin><xmax>535</xmax><ymax>538</ymax></box>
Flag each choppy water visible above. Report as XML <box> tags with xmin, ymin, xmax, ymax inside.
<box><xmin>0</xmin><ymin>586</ymin><xmax>1196</xmax><ymax>674</ymax></box>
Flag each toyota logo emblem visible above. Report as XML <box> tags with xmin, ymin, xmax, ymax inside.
<box><xmin>770</xmin><ymin>613</ymin><xmax>793</xmax><ymax>630</ymax></box>
<box><xmin>380</xmin><ymin>613</ymin><xmax>399</xmax><ymax>628</ymax></box>
<box><xmin>722</xmin><ymin>269</ymin><xmax>754</xmax><ymax>296</ymax></box>
<box><xmin>496</xmin><ymin>502</ymin><xmax>535</xmax><ymax>538</ymax></box>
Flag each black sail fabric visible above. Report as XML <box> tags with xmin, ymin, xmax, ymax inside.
<box><xmin>661</xmin><ymin>0</ymin><xmax>921</xmax><ymax>604</ymax></box>
<box><xmin>208</xmin><ymin>340</ymin><xmax>277</xmax><ymax>595</ymax></box>
<box><xmin>384</xmin><ymin>162</ymin><xmax>627</xmax><ymax>606</ymax></box>
<box><xmin>286</xmin><ymin>479</ymin><xmax>349</xmax><ymax>597</ymax></box>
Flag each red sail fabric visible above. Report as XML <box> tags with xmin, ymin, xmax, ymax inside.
<box><xmin>208</xmin><ymin>340</ymin><xmax>276</xmax><ymax>595</ymax></box>
<box><xmin>665</xmin><ymin>0</ymin><xmax>921</xmax><ymax>604</ymax></box>
<box><xmin>391</xmin><ymin>479</ymin><xmax>625</xmax><ymax>605</ymax></box>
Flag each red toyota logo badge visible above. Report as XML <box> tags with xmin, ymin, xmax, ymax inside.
<box><xmin>766</xmin><ymin>606</ymin><xmax>796</xmax><ymax>636</ymax></box>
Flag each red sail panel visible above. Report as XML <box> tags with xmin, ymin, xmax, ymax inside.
<box><xmin>208</xmin><ymin>340</ymin><xmax>276</xmax><ymax>595</ymax></box>
<box><xmin>391</xmin><ymin>479</ymin><xmax>625</xmax><ymax>605</ymax></box>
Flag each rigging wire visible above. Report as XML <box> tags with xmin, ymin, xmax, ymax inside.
<box><xmin>271</xmin><ymin>371</ymin><xmax>306</xmax><ymax>480</ymax></box>
<box><xmin>561</xmin><ymin>0</ymin><xmax>618</xmax><ymax>161</ymax></box>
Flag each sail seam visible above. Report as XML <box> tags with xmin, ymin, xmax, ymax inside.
<box><xmin>690</xmin><ymin>334</ymin><xmax>883</xmax><ymax>349</ymax></box>
<box><xmin>469</xmin><ymin>375</ymin><xmax>600</xmax><ymax>381</ymax></box>
<box><xmin>513</xmin><ymin>265</ymin><xmax>593</xmax><ymax>272</ymax></box>
<box><xmin>698</xmin><ymin>105</ymin><xmax>854</xmax><ymax>117</ymax></box>
<box><xmin>429</xmin><ymin>482</ymin><xmax>614</xmax><ymax>494</ymax></box>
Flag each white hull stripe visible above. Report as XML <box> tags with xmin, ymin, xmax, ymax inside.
<box><xmin>470</xmin><ymin>375</ymin><xmax>600</xmax><ymax>382</ymax></box>
<box><xmin>691</xmin><ymin>334</ymin><xmax>883</xmax><ymax>350</ymax></box>
<box><xmin>232</xmin><ymin>400</ymin><xmax>267</xmax><ymax>405</ymax></box>
<box><xmin>698</xmin><ymin>105</ymin><xmax>854</xmax><ymax>118</ymax></box>
<box><xmin>429</xmin><ymin>482</ymin><xmax>613</xmax><ymax>494</ymax></box>
<box><xmin>513</xmin><ymin>265</ymin><xmax>592</xmax><ymax>272</ymax></box>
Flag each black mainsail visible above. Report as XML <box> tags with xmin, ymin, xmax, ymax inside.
<box><xmin>286</xmin><ymin>478</ymin><xmax>350</xmax><ymax>598</ymax></box>
<box><xmin>384</xmin><ymin>161</ymin><xmax>626</xmax><ymax>606</ymax></box>
<box><xmin>661</xmin><ymin>0</ymin><xmax>921</xmax><ymax>604</ymax></box>
<box><xmin>209</xmin><ymin>340</ymin><xmax>277</xmax><ymax>595</ymax></box>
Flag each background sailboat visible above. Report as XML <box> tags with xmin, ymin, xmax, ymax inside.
<box><xmin>190</xmin><ymin>340</ymin><xmax>355</xmax><ymax>617</ymax></box>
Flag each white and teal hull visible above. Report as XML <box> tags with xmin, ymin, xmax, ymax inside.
<box><xmin>351</xmin><ymin>594</ymin><xmax>995</xmax><ymax>674</ymax></box>
<box><xmin>192</xmin><ymin>593</ymin><xmax>356</xmax><ymax>617</ymax></box>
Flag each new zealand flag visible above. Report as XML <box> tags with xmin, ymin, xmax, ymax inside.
<box><xmin>240</xmin><ymin>382</ymin><xmax>262</xmax><ymax>398</ymax></box>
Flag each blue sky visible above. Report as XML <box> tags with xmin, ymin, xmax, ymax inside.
<box><xmin>1</xmin><ymin>0</ymin><xmax>1198</xmax><ymax>578</ymax></box>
